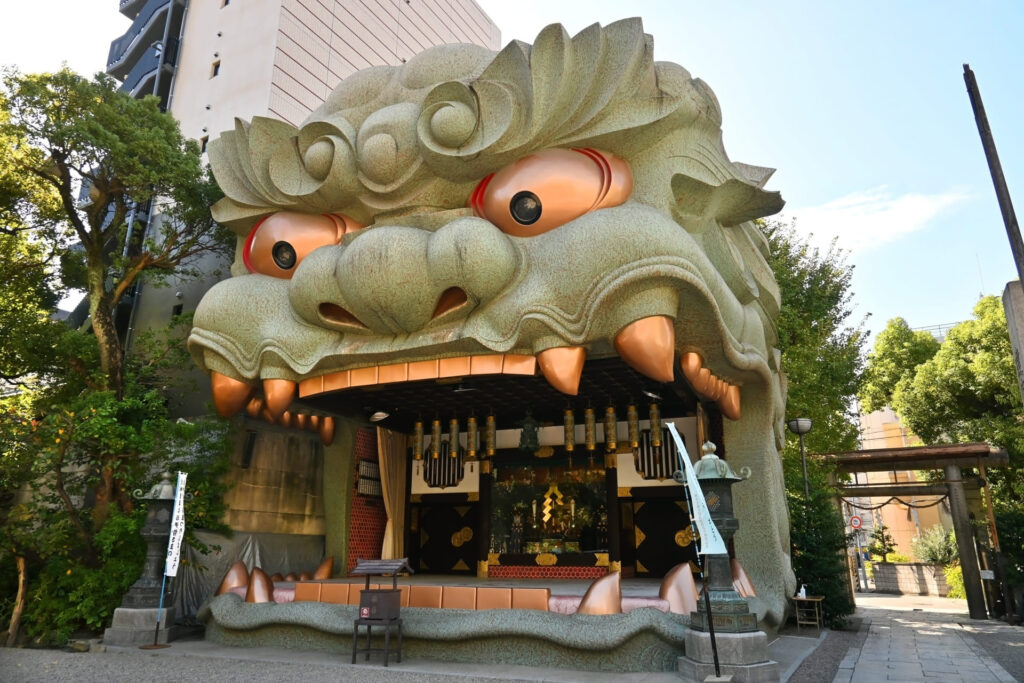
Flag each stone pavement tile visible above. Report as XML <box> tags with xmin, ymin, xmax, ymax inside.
<box><xmin>831</xmin><ymin>671</ymin><xmax>853</xmax><ymax>683</ymax></box>
<box><xmin>883</xmin><ymin>661</ymin><xmax>924</xmax><ymax>678</ymax></box>
<box><xmin>921</xmin><ymin>661</ymin><xmax>958</xmax><ymax>674</ymax></box>
<box><xmin>923</xmin><ymin>675</ymin><xmax>966</xmax><ymax>683</ymax></box>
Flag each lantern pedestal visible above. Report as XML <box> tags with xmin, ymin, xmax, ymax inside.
<box><xmin>102</xmin><ymin>607</ymin><xmax>180</xmax><ymax>647</ymax></box>
<box><xmin>678</xmin><ymin>630</ymin><xmax>778</xmax><ymax>683</ymax></box>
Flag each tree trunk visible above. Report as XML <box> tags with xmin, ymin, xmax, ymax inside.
<box><xmin>6</xmin><ymin>555</ymin><xmax>28</xmax><ymax>646</ymax></box>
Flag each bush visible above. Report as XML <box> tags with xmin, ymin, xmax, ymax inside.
<box><xmin>912</xmin><ymin>526</ymin><xmax>958</xmax><ymax>565</ymax></box>
<box><xmin>789</xmin><ymin>490</ymin><xmax>855</xmax><ymax>628</ymax></box>
<box><xmin>945</xmin><ymin>564</ymin><xmax>966</xmax><ymax>599</ymax></box>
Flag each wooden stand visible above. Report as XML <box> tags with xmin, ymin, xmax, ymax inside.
<box><xmin>793</xmin><ymin>595</ymin><xmax>824</xmax><ymax>630</ymax></box>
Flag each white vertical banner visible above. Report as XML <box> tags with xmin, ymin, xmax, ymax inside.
<box><xmin>667</xmin><ymin>422</ymin><xmax>728</xmax><ymax>556</ymax></box>
<box><xmin>164</xmin><ymin>471</ymin><xmax>188</xmax><ymax>577</ymax></box>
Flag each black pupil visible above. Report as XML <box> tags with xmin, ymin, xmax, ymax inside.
<box><xmin>272</xmin><ymin>241</ymin><xmax>297</xmax><ymax>269</ymax></box>
<box><xmin>510</xmin><ymin>191</ymin><xmax>542</xmax><ymax>225</ymax></box>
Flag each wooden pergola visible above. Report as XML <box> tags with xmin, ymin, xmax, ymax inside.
<box><xmin>823</xmin><ymin>442</ymin><xmax>1009</xmax><ymax>620</ymax></box>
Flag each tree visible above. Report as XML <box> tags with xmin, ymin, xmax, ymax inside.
<box><xmin>0</xmin><ymin>68</ymin><xmax>229</xmax><ymax>523</ymax></box>
<box><xmin>764</xmin><ymin>219</ymin><xmax>864</xmax><ymax>626</ymax></box>
<box><xmin>868</xmin><ymin>524</ymin><xmax>897</xmax><ymax>562</ymax></box>
<box><xmin>859</xmin><ymin>317</ymin><xmax>940</xmax><ymax>413</ymax></box>
<box><xmin>764</xmin><ymin>220</ymin><xmax>866</xmax><ymax>485</ymax></box>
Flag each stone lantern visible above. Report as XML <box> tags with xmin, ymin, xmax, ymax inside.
<box><xmin>686</xmin><ymin>442</ymin><xmax>757</xmax><ymax>633</ymax></box>
<box><xmin>103</xmin><ymin>473</ymin><xmax>179</xmax><ymax>646</ymax></box>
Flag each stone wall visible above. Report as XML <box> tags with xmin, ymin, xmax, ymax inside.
<box><xmin>872</xmin><ymin>562</ymin><xmax>949</xmax><ymax>596</ymax></box>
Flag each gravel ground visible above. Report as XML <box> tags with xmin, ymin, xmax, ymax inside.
<box><xmin>785</xmin><ymin>618</ymin><xmax>867</xmax><ymax>683</ymax></box>
<box><xmin>0</xmin><ymin>648</ymin><xmax>535</xmax><ymax>683</ymax></box>
<box><xmin>961</xmin><ymin>619</ymin><xmax>1024</xmax><ymax>682</ymax></box>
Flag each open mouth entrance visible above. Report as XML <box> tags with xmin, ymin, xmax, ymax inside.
<box><xmin>298</xmin><ymin>356</ymin><xmax>715</xmax><ymax>579</ymax></box>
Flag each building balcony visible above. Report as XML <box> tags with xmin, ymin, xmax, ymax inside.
<box><xmin>119</xmin><ymin>40</ymin><xmax>177</xmax><ymax>103</ymax></box>
<box><xmin>107</xmin><ymin>0</ymin><xmax>182</xmax><ymax>79</ymax></box>
<box><xmin>119</xmin><ymin>0</ymin><xmax>148</xmax><ymax>19</ymax></box>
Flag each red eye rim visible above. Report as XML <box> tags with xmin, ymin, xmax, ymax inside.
<box><xmin>469</xmin><ymin>173</ymin><xmax>494</xmax><ymax>217</ymax></box>
<box><xmin>242</xmin><ymin>215</ymin><xmax>271</xmax><ymax>274</ymax></box>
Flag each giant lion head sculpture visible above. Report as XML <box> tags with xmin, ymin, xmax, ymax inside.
<box><xmin>189</xmin><ymin>18</ymin><xmax>795</xmax><ymax>625</ymax></box>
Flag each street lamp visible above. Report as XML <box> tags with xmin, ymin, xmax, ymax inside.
<box><xmin>786</xmin><ymin>418</ymin><xmax>812</xmax><ymax>499</ymax></box>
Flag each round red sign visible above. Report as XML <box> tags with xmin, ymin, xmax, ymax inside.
<box><xmin>850</xmin><ymin>515</ymin><xmax>862</xmax><ymax>529</ymax></box>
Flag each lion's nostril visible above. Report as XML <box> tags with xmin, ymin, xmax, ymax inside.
<box><xmin>432</xmin><ymin>287</ymin><xmax>468</xmax><ymax>320</ymax></box>
<box><xmin>318</xmin><ymin>303</ymin><xmax>368</xmax><ymax>329</ymax></box>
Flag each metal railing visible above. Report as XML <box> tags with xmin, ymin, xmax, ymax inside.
<box><xmin>107</xmin><ymin>0</ymin><xmax>171</xmax><ymax>69</ymax></box>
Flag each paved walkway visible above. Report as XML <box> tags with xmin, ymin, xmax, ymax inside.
<box><xmin>831</xmin><ymin>594</ymin><xmax>1019</xmax><ymax>683</ymax></box>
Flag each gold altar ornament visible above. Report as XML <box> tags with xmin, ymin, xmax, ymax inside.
<box><xmin>563</xmin><ymin>408</ymin><xmax>575</xmax><ymax>452</ymax></box>
<box><xmin>467</xmin><ymin>416</ymin><xmax>478</xmax><ymax>458</ymax></box>
<box><xmin>585</xmin><ymin>408</ymin><xmax>596</xmax><ymax>451</ymax></box>
<box><xmin>449</xmin><ymin>417</ymin><xmax>459</xmax><ymax>457</ymax></box>
<box><xmin>431</xmin><ymin>418</ymin><xmax>441</xmax><ymax>458</ymax></box>
<box><xmin>604</xmin><ymin>405</ymin><xmax>617</xmax><ymax>452</ymax></box>
<box><xmin>485</xmin><ymin>414</ymin><xmax>496</xmax><ymax>456</ymax></box>
<box><xmin>627</xmin><ymin>404</ymin><xmax>639</xmax><ymax>448</ymax></box>
<box><xmin>649</xmin><ymin>403</ymin><xmax>662</xmax><ymax>448</ymax></box>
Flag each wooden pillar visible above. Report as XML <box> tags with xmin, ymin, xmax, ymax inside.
<box><xmin>946</xmin><ymin>463</ymin><xmax>987</xmax><ymax>619</ymax></box>
<box><xmin>605</xmin><ymin>453</ymin><xmax>621</xmax><ymax>572</ymax></box>
<box><xmin>477</xmin><ymin>460</ymin><xmax>491</xmax><ymax>578</ymax></box>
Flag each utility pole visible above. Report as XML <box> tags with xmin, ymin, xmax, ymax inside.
<box><xmin>963</xmin><ymin>64</ymin><xmax>1024</xmax><ymax>284</ymax></box>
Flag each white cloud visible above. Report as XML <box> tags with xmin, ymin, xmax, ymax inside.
<box><xmin>783</xmin><ymin>187</ymin><xmax>971</xmax><ymax>253</ymax></box>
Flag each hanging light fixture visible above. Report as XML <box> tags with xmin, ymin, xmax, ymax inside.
<box><xmin>563</xmin><ymin>408</ymin><xmax>575</xmax><ymax>452</ymax></box>
<box><xmin>585</xmin><ymin>407</ymin><xmax>596</xmax><ymax>452</ymax></box>
<box><xmin>627</xmin><ymin>404</ymin><xmax>640</xmax><ymax>449</ymax></box>
<box><xmin>467</xmin><ymin>415</ymin><xmax>478</xmax><ymax>458</ymax></box>
<box><xmin>485</xmin><ymin>414</ymin><xmax>496</xmax><ymax>457</ymax></box>
<box><xmin>413</xmin><ymin>419</ymin><xmax>424</xmax><ymax>460</ymax></box>
<box><xmin>649</xmin><ymin>402</ymin><xmax>662</xmax><ymax>448</ymax></box>
<box><xmin>449</xmin><ymin>417</ymin><xmax>460</xmax><ymax>457</ymax></box>
<box><xmin>431</xmin><ymin>418</ymin><xmax>442</xmax><ymax>458</ymax></box>
<box><xmin>604</xmin><ymin>405</ymin><xmax>617</xmax><ymax>452</ymax></box>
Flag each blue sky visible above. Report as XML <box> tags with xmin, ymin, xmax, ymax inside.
<box><xmin>3</xmin><ymin>1</ymin><xmax>1022</xmax><ymax>339</ymax></box>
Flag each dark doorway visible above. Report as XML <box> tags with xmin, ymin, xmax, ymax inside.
<box><xmin>415</xmin><ymin>503</ymin><xmax>478</xmax><ymax>574</ymax></box>
<box><xmin>629</xmin><ymin>497</ymin><xmax>697</xmax><ymax>577</ymax></box>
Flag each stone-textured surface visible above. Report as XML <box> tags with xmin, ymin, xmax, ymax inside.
<box><xmin>198</xmin><ymin>593</ymin><xmax>687</xmax><ymax>672</ymax></box>
<box><xmin>102</xmin><ymin>607</ymin><xmax>179</xmax><ymax>646</ymax></box>
<box><xmin>189</xmin><ymin>18</ymin><xmax>793</xmax><ymax>625</ymax></box>
<box><xmin>870</xmin><ymin>562</ymin><xmax>949</xmax><ymax>596</ymax></box>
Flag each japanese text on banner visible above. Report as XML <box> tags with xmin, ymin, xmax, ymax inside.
<box><xmin>164</xmin><ymin>472</ymin><xmax>188</xmax><ymax>577</ymax></box>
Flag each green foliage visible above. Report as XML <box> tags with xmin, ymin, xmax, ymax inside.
<box><xmin>859</xmin><ymin>318</ymin><xmax>940</xmax><ymax>413</ymax></box>
<box><xmin>789</xmin><ymin>490</ymin><xmax>855</xmax><ymax>628</ymax></box>
<box><xmin>763</xmin><ymin>220</ymin><xmax>865</xmax><ymax>495</ymax></box>
<box><xmin>21</xmin><ymin>511</ymin><xmax>144</xmax><ymax>644</ymax></box>
<box><xmin>912</xmin><ymin>525</ymin><xmax>958</xmax><ymax>565</ymax></box>
<box><xmin>868</xmin><ymin>524</ymin><xmax>897</xmax><ymax>562</ymax></box>
<box><xmin>945</xmin><ymin>564</ymin><xmax>966</xmax><ymax>599</ymax></box>
<box><xmin>995</xmin><ymin>509</ymin><xmax>1024</xmax><ymax>587</ymax></box>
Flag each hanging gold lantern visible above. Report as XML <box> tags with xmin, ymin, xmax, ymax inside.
<box><xmin>627</xmin><ymin>404</ymin><xmax>640</xmax><ymax>448</ymax></box>
<box><xmin>485</xmin><ymin>414</ymin><xmax>496</xmax><ymax>456</ymax></box>
<box><xmin>649</xmin><ymin>403</ymin><xmax>662</xmax><ymax>448</ymax></box>
<box><xmin>467</xmin><ymin>416</ymin><xmax>478</xmax><ymax>458</ymax></box>
<box><xmin>604</xmin><ymin>406</ymin><xmax>617</xmax><ymax>452</ymax></box>
<box><xmin>585</xmin><ymin>408</ymin><xmax>596</xmax><ymax>451</ymax></box>
<box><xmin>563</xmin><ymin>408</ymin><xmax>575</xmax><ymax>452</ymax></box>
<box><xmin>449</xmin><ymin>417</ymin><xmax>460</xmax><ymax>457</ymax></box>
<box><xmin>431</xmin><ymin>418</ymin><xmax>442</xmax><ymax>458</ymax></box>
<box><xmin>413</xmin><ymin>420</ymin><xmax>424</xmax><ymax>460</ymax></box>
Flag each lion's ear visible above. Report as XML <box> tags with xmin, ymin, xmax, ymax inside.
<box><xmin>671</xmin><ymin>173</ymin><xmax>784</xmax><ymax>227</ymax></box>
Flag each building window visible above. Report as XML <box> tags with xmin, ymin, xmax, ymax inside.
<box><xmin>210</xmin><ymin>60</ymin><xmax>221</xmax><ymax>78</ymax></box>
<box><xmin>199</xmin><ymin>136</ymin><xmax>209</xmax><ymax>153</ymax></box>
<box><xmin>172</xmin><ymin>303</ymin><xmax>183</xmax><ymax>317</ymax></box>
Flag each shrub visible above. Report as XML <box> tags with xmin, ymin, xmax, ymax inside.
<box><xmin>868</xmin><ymin>524</ymin><xmax>897</xmax><ymax>561</ymax></box>
<box><xmin>945</xmin><ymin>564</ymin><xmax>966</xmax><ymax>599</ymax></box>
<box><xmin>912</xmin><ymin>526</ymin><xmax>958</xmax><ymax>565</ymax></box>
<box><xmin>789</xmin><ymin>490</ymin><xmax>855</xmax><ymax>628</ymax></box>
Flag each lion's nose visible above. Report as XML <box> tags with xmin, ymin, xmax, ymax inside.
<box><xmin>289</xmin><ymin>217</ymin><xmax>518</xmax><ymax>335</ymax></box>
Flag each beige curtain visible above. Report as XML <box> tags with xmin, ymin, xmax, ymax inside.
<box><xmin>376</xmin><ymin>426</ymin><xmax>407</xmax><ymax>559</ymax></box>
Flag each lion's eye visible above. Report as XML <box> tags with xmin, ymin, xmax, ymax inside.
<box><xmin>244</xmin><ymin>212</ymin><xmax>363</xmax><ymax>279</ymax></box>
<box><xmin>470</xmin><ymin>148</ymin><xmax>632</xmax><ymax>237</ymax></box>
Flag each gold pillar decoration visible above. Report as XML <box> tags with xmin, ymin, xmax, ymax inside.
<box><xmin>604</xmin><ymin>405</ymin><xmax>617</xmax><ymax>452</ymax></box>
<box><xmin>696</xmin><ymin>402</ymin><xmax>708</xmax><ymax>447</ymax></box>
<box><xmin>564</xmin><ymin>408</ymin><xmax>575</xmax><ymax>452</ymax></box>
<box><xmin>649</xmin><ymin>402</ymin><xmax>662</xmax><ymax>448</ymax></box>
<box><xmin>627</xmin><ymin>404</ymin><xmax>640</xmax><ymax>448</ymax></box>
<box><xmin>584</xmin><ymin>408</ymin><xmax>596</xmax><ymax>451</ymax></box>
<box><xmin>467</xmin><ymin>416</ymin><xmax>478</xmax><ymax>458</ymax></box>
<box><xmin>485</xmin><ymin>414</ymin><xmax>496</xmax><ymax>456</ymax></box>
<box><xmin>413</xmin><ymin>420</ymin><xmax>424</xmax><ymax>460</ymax></box>
<box><xmin>449</xmin><ymin>417</ymin><xmax>460</xmax><ymax>457</ymax></box>
<box><xmin>431</xmin><ymin>418</ymin><xmax>442</xmax><ymax>458</ymax></box>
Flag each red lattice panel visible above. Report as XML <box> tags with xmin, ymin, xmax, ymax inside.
<box><xmin>346</xmin><ymin>427</ymin><xmax>388</xmax><ymax>574</ymax></box>
<box><xmin>488</xmin><ymin>565</ymin><xmax>608</xmax><ymax>580</ymax></box>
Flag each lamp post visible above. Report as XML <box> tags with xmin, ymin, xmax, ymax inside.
<box><xmin>787</xmin><ymin>418</ymin><xmax>813</xmax><ymax>499</ymax></box>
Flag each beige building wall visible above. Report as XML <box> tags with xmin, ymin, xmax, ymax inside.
<box><xmin>857</xmin><ymin>408</ymin><xmax>951</xmax><ymax>560</ymax></box>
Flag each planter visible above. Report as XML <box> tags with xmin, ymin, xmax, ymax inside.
<box><xmin>871</xmin><ymin>562</ymin><xmax>949</xmax><ymax>596</ymax></box>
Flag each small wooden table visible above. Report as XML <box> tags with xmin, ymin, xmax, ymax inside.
<box><xmin>793</xmin><ymin>595</ymin><xmax>824</xmax><ymax>630</ymax></box>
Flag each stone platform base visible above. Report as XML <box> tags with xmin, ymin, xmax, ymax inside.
<box><xmin>199</xmin><ymin>593</ymin><xmax>688</xmax><ymax>672</ymax></box>
<box><xmin>678</xmin><ymin>629</ymin><xmax>779</xmax><ymax>682</ymax></box>
<box><xmin>103</xmin><ymin>607</ymin><xmax>184</xmax><ymax>647</ymax></box>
